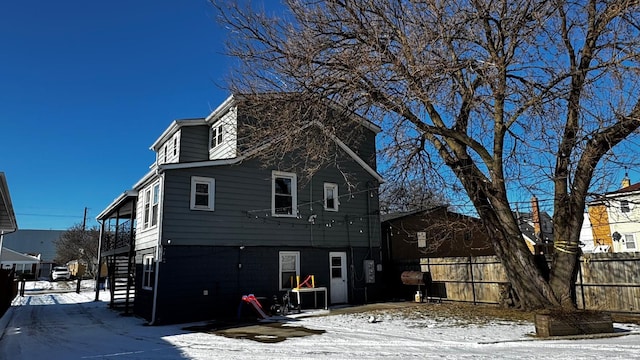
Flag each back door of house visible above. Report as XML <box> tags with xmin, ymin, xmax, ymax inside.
<box><xmin>329</xmin><ymin>252</ymin><xmax>348</xmax><ymax>304</ymax></box>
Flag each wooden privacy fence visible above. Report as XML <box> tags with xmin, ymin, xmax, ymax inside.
<box><xmin>420</xmin><ymin>253</ymin><xmax>640</xmax><ymax>314</ymax></box>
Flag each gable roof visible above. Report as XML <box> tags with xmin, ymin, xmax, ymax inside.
<box><xmin>0</xmin><ymin>247</ymin><xmax>40</xmax><ymax>263</ymax></box>
<box><xmin>0</xmin><ymin>172</ymin><xmax>17</xmax><ymax>233</ymax></box>
<box><xmin>150</xmin><ymin>118</ymin><xmax>207</xmax><ymax>152</ymax></box>
<box><xmin>133</xmin><ymin>95</ymin><xmax>385</xmax><ymax>189</ymax></box>
<box><xmin>2</xmin><ymin>230</ymin><xmax>64</xmax><ymax>262</ymax></box>
<box><xmin>607</xmin><ymin>182</ymin><xmax>640</xmax><ymax>195</ymax></box>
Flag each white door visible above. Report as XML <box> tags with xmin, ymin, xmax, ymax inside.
<box><xmin>329</xmin><ymin>252</ymin><xmax>348</xmax><ymax>304</ymax></box>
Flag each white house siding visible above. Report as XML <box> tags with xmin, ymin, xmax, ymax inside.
<box><xmin>608</xmin><ymin>191</ymin><xmax>640</xmax><ymax>252</ymax></box>
<box><xmin>208</xmin><ymin>107</ymin><xmax>237</xmax><ymax>160</ymax></box>
<box><xmin>135</xmin><ymin>180</ymin><xmax>162</xmax><ymax>252</ymax></box>
<box><xmin>579</xmin><ymin>213</ymin><xmax>596</xmax><ymax>253</ymax></box>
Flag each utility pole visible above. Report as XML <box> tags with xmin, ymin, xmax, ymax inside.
<box><xmin>77</xmin><ymin>207</ymin><xmax>88</xmax><ymax>294</ymax></box>
<box><xmin>82</xmin><ymin>207</ymin><xmax>87</xmax><ymax>231</ymax></box>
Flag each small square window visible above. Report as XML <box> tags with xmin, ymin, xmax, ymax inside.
<box><xmin>191</xmin><ymin>177</ymin><xmax>215</xmax><ymax>211</ymax></box>
<box><xmin>621</xmin><ymin>200</ymin><xmax>630</xmax><ymax>213</ymax></box>
<box><xmin>324</xmin><ymin>183</ymin><xmax>339</xmax><ymax>211</ymax></box>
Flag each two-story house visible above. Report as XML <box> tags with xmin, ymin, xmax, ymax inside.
<box><xmin>587</xmin><ymin>175</ymin><xmax>640</xmax><ymax>253</ymax></box>
<box><xmin>96</xmin><ymin>94</ymin><xmax>384</xmax><ymax>324</ymax></box>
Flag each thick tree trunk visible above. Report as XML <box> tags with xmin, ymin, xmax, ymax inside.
<box><xmin>480</xmin><ymin>212</ymin><xmax>560</xmax><ymax>310</ymax></box>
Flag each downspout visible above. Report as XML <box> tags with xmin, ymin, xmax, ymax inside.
<box><xmin>150</xmin><ymin>171</ymin><xmax>165</xmax><ymax>325</ymax></box>
<box><xmin>94</xmin><ymin>220</ymin><xmax>104</xmax><ymax>301</ymax></box>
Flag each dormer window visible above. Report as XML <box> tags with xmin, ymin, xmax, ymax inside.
<box><xmin>210</xmin><ymin>124</ymin><xmax>224</xmax><ymax>149</ymax></box>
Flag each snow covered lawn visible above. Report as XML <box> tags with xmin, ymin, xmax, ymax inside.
<box><xmin>1</xmin><ymin>281</ymin><xmax>639</xmax><ymax>359</ymax></box>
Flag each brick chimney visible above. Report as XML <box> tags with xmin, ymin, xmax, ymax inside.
<box><xmin>531</xmin><ymin>196</ymin><xmax>541</xmax><ymax>241</ymax></box>
<box><xmin>621</xmin><ymin>173</ymin><xmax>631</xmax><ymax>189</ymax></box>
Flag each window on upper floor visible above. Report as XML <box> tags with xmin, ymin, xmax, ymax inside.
<box><xmin>191</xmin><ymin>176</ymin><xmax>215</xmax><ymax>211</ymax></box>
<box><xmin>143</xmin><ymin>189</ymin><xmax>151</xmax><ymax>229</ymax></box>
<box><xmin>324</xmin><ymin>183</ymin><xmax>339</xmax><ymax>211</ymax></box>
<box><xmin>151</xmin><ymin>183</ymin><xmax>160</xmax><ymax>227</ymax></box>
<box><xmin>210</xmin><ymin>124</ymin><xmax>224</xmax><ymax>149</ymax></box>
<box><xmin>279</xmin><ymin>251</ymin><xmax>300</xmax><ymax>290</ymax></box>
<box><xmin>620</xmin><ymin>200</ymin><xmax>630</xmax><ymax>213</ymax></box>
<box><xmin>272</xmin><ymin>171</ymin><xmax>297</xmax><ymax>217</ymax></box>
<box><xmin>142</xmin><ymin>254</ymin><xmax>155</xmax><ymax>290</ymax></box>
<box><xmin>173</xmin><ymin>136</ymin><xmax>178</xmax><ymax>156</ymax></box>
<box><xmin>143</xmin><ymin>182</ymin><xmax>160</xmax><ymax>229</ymax></box>
<box><xmin>164</xmin><ymin>144</ymin><xmax>168</xmax><ymax>163</ymax></box>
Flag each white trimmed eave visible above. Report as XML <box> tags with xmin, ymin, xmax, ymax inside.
<box><xmin>97</xmin><ymin>190</ymin><xmax>139</xmax><ymax>221</ymax></box>
<box><xmin>0</xmin><ymin>173</ymin><xmax>17</xmax><ymax>233</ymax></box>
<box><xmin>311</xmin><ymin>121</ymin><xmax>385</xmax><ymax>184</ymax></box>
<box><xmin>156</xmin><ymin>121</ymin><xmax>384</xmax><ymax>184</ymax></box>
<box><xmin>150</xmin><ymin>118</ymin><xmax>207</xmax><ymax>151</ymax></box>
<box><xmin>0</xmin><ymin>247</ymin><xmax>40</xmax><ymax>262</ymax></box>
<box><xmin>205</xmin><ymin>94</ymin><xmax>236</xmax><ymax>125</ymax></box>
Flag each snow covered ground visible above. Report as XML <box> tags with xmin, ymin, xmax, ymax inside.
<box><xmin>1</xmin><ymin>280</ymin><xmax>640</xmax><ymax>359</ymax></box>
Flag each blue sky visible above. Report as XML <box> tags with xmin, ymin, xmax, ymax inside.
<box><xmin>1</xmin><ymin>1</ymin><xmax>260</xmax><ymax>230</ymax></box>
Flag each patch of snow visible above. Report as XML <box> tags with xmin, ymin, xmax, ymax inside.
<box><xmin>1</xmin><ymin>286</ymin><xmax>640</xmax><ymax>359</ymax></box>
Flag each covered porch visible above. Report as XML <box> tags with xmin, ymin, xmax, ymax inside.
<box><xmin>96</xmin><ymin>190</ymin><xmax>137</xmax><ymax>315</ymax></box>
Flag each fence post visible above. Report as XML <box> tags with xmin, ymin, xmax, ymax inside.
<box><xmin>469</xmin><ymin>256</ymin><xmax>476</xmax><ymax>305</ymax></box>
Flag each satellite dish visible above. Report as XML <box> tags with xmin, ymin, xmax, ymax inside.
<box><xmin>612</xmin><ymin>231</ymin><xmax>622</xmax><ymax>241</ymax></box>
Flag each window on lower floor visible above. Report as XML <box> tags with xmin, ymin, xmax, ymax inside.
<box><xmin>279</xmin><ymin>251</ymin><xmax>300</xmax><ymax>290</ymax></box>
<box><xmin>623</xmin><ymin>234</ymin><xmax>637</xmax><ymax>251</ymax></box>
<box><xmin>191</xmin><ymin>176</ymin><xmax>215</xmax><ymax>211</ymax></box>
<box><xmin>142</xmin><ymin>255</ymin><xmax>154</xmax><ymax>290</ymax></box>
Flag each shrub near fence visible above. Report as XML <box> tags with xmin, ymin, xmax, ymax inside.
<box><xmin>421</xmin><ymin>253</ymin><xmax>640</xmax><ymax>314</ymax></box>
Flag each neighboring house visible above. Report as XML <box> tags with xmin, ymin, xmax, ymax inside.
<box><xmin>587</xmin><ymin>175</ymin><xmax>640</xmax><ymax>253</ymax></box>
<box><xmin>380</xmin><ymin>207</ymin><xmax>492</xmax><ymax>300</ymax></box>
<box><xmin>97</xmin><ymin>94</ymin><xmax>384</xmax><ymax>324</ymax></box>
<box><xmin>2</xmin><ymin>229</ymin><xmax>64</xmax><ymax>279</ymax></box>
<box><xmin>0</xmin><ymin>248</ymin><xmax>40</xmax><ymax>278</ymax></box>
<box><xmin>579</xmin><ymin>214</ymin><xmax>599</xmax><ymax>253</ymax></box>
<box><xmin>515</xmin><ymin>197</ymin><xmax>554</xmax><ymax>255</ymax></box>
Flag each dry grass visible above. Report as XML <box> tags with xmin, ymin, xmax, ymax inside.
<box><xmin>326</xmin><ymin>301</ymin><xmax>535</xmax><ymax>324</ymax></box>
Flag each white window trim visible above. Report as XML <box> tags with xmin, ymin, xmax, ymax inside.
<box><xmin>272</xmin><ymin>171</ymin><xmax>297</xmax><ymax>217</ymax></box>
<box><xmin>190</xmin><ymin>176</ymin><xmax>215</xmax><ymax>211</ymax></box>
<box><xmin>324</xmin><ymin>182</ymin><xmax>339</xmax><ymax>212</ymax></box>
<box><xmin>142</xmin><ymin>255</ymin><xmax>154</xmax><ymax>290</ymax></box>
<box><xmin>209</xmin><ymin>123</ymin><xmax>224</xmax><ymax>150</ymax></box>
<box><xmin>143</xmin><ymin>189</ymin><xmax>151</xmax><ymax>229</ymax></box>
<box><xmin>279</xmin><ymin>251</ymin><xmax>300</xmax><ymax>290</ymax></box>
<box><xmin>623</xmin><ymin>234</ymin><xmax>637</xmax><ymax>251</ymax></box>
<box><xmin>151</xmin><ymin>183</ymin><xmax>160</xmax><ymax>227</ymax></box>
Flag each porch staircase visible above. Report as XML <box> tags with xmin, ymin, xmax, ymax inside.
<box><xmin>108</xmin><ymin>255</ymin><xmax>135</xmax><ymax>314</ymax></box>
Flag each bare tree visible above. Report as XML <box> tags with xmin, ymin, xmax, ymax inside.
<box><xmin>213</xmin><ymin>0</ymin><xmax>640</xmax><ymax>310</ymax></box>
<box><xmin>380</xmin><ymin>179</ymin><xmax>448</xmax><ymax>214</ymax></box>
<box><xmin>54</xmin><ymin>224</ymin><xmax>100</xmax><ymax>276</ymax></box>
